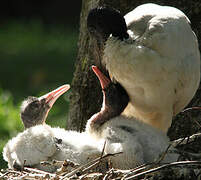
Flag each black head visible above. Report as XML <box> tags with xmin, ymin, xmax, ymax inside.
<box><xmin>20</xmin><ymin>96</ymin><xmax>50</xmax><ymax>129</ymax></box>
<box><xmin>103</xmin><ymin>82</ymin><xmax>129</xmax><ymax>115</ymax></box>
<box><xmin>20</xmin><ymin>84</ymin><xmax>70</xmax><ymax>129</ymax></box>
<box><xmin>87</xmin><ymin>6</ymin><xmax>129</xmax><ymax>41</ymax></box>
<box><xmin>92</xmin><ymin>66</ymin><xmax>129</xmax><ymax>116</ymax></box>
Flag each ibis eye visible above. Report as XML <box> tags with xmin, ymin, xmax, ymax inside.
<box><xmin>30</xmin><ymin>100</ymin><xmax>40</xmax><ymax>109</ymax></box>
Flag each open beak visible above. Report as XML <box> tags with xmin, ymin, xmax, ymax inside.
<box><xmin>38</xmin><ymin>84</ymin><xmax>70</xmax><ymax>108</ymax></box>
<box><xmin>92</xmin><ymin>66</ymin><xmax>110</xmax><ymax>89</ymax></box>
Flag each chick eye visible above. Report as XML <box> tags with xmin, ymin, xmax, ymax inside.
<box><xmin>30</xmin><ymin>101</ymin><xmax>40</xmax><ymax>109</ymax></box>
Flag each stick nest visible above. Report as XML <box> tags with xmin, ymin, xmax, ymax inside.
<box><xmin>2</xmin><ymin>133</ymin><xmax>201</xmax><ymax>180</ymax></box>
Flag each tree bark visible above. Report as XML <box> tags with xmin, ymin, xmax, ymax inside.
<box><xmin>67</xmin><ymin>0</ymin><xmax>201</xmax><ymax>141</ymax></box>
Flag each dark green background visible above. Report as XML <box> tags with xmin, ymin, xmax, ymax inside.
<box><xmin>0</xmin><ymin>1</ymin><xmax>82</xmax><ymax>169</ymax></box>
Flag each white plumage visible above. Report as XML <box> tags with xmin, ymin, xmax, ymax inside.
<box><xmin>102</xmin><ymin>3</ymin><xmax>200</xmax><ymax>132</ymax></box>
<box><xmin>87</xmin><ymin>115</ymin><xmax>177</xmax><ymax>169</ymax></box>
<box><xmin>3</xmin><ymin>125</ymin><xmax>57</xmax><ymax>171</ymax></box>
<box><xmin>3</xmin><ymin>125</ymin><xmax>102</xmax><ymax>172</ymax></box>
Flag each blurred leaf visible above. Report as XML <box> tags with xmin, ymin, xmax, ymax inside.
<box><xmin>0</xmin><ymin>88</ymin><xmax>23</xmax><ymax>138</ymax></box>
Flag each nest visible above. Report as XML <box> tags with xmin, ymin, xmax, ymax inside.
<box><xmin>2</xmin><ymin>133</ymin><xmax>201</xmax><ymax>180</ymax></box>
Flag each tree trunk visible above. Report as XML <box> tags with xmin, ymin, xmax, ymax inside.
<box><xmin>67</xmin><ymin>0</ymin><xmax>201</xmax><ymax>141</ymax></box>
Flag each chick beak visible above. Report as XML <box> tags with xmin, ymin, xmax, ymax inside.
<box><xmin>38</xmin><ymin>84</ymin><xmax>70</xmax><ymax>108</ymax></box>
<box><xmin>92</xmin><ymin>65</ymin><xmax>110</xmax><ymax>89</ymax></box>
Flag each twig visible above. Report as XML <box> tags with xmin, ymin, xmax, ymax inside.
<box><xmin>6</xmin><ymin>169</ymin><xmax>23</xmax><ymax>175</ymax></box>
<box><xmin>24</xmin><ymin>167</ymin><xmax>61</xmax><ymax>179</ymax></box>
<box><xmin>181</xmin><ymin>107</ymin><xmax>201</xmax><ymax>128</ymax></box>
<box><xmin>170</xmin><ymin>149</ymin><xmax>201</xmax><ymax>160</ymax></box>
<box><xmin>101</xmin><ymin>141</ymin><xmax>106</xmax><ymax>157</ymax></box>
<box><xmin>56</xmin><ymin>159</ymin><xmax>80</xmax><ymax>175</ymax></box>
<box><xmin>79</xmin><ymin>172</ymin><xmax>90</xmax><ymax>180</ymax></box>
<box><xmin>103</xmin><ymin>168</ymin><xmax>114</xmax><ymax>180</ymax></box>
<box><xmin>103</xmin><ymin>172</ymin><xmax>110</xmax><ymax>180</ymax></box>
<box><xmin>81</xmin><ymin>159</ymin><xmax>102</xmax><ymax>174</ymax></box>
<box><xmin>123</xmin><ymin>163</ymin><xmax>152</xmax><ymax>179</ymax></box>
<box><xmin>171</xmin><ymin>133</ymin><xmax>201</xmax><ymax>147</ymax></box>
<box><xmin>81</xmin><ymin>140</ymin><xmax>107</xmax><ymax>174</ymax></box>
<box><xmin>18</xmin><ymin>173</ymin><xmax>50</xmax><ymax>180</ymax></box>
<box><xmin>182</xmin><ymin>107</ymin><xmax>201</xmax><ymax>113</ymax></box>
<box><xmin>125</xmin><ymin>161</ymin><xmax>201</xmax><ymax>180</ymax></box>
<box><xmin>0</xmin><ymin>172</ymin><xmax>9</xmax><ymax>179</ymax></box>
<box><xmin>61</xmin><ymin>152</ymin><xmax>122</xmax><ymax>179</ymax></box>
<box><xmin>155</xmin><ymin>144</ymin><xmax>173</xmax><ymax>164</ymax></box>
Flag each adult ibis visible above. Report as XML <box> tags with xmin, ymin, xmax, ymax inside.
<box><xmin>87</xmin><ymin>3</ymin><xmax>200</xmax><ymax>132</ymax></box>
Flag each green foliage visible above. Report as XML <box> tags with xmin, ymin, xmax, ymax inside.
<box><xmin>0</xmin><ymin>89</ymin><xmax>23</xmax><ymax>137</ymax></box>
<box><xmin>0</xmin><ymin>88</ymin><xmax>23</xmax><ymax>169</ymax></box>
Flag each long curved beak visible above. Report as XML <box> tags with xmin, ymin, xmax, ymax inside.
<box><xmin>38</xmin><ymin>84</ymin><xmax>70</xmax><ymax>108</ymax></box>
<box><xmin>92</xmin><ymin>66</ymin><xmax>110</xmax><ymax>89</ymax></box>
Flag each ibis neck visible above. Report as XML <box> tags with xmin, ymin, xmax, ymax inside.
<box><xmin>87</xmin><ymin>101</ymin><xmax>121</xmax><ymax>135</ymax></box>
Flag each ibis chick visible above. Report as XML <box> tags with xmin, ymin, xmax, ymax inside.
<box><xmin>86</xmin><ymin>66</ymin><xmax>178</xmax><ymax>169</ymax></box>
<box><xmin>3</xmin><ymin>85</ymin><xmax>102</xmax><ymax>172</ymax></box>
